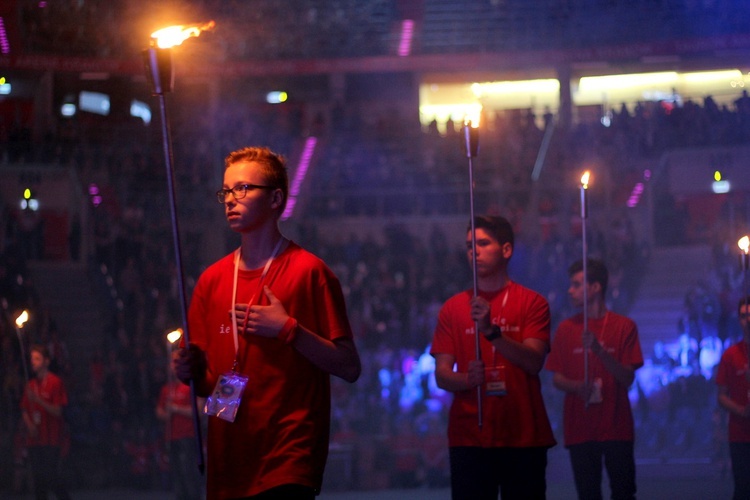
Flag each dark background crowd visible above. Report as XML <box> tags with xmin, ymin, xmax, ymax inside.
<box><xmin>1</xmin><ymin>86</ymin><xmax>748</xmax><ymax>493</ymax></box>
<box><xmin>1</xmin><ymin>0</ymin><xmax>750</xmax><ymax>496</ymax></box>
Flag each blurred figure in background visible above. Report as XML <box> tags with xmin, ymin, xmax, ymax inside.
<box><xmin>20</xmin><ymin>344</ymin><xmax>71</xmax><ymax>500</ymax></box>
<box><xmin>156</xmin><ymin>372</ymin><xmax>204</xmax><ymax>500</ymax></box>
<box><xmin>546</xmin><ymin>259</ymin><xmax>643</xmax><ymax>500</ymax></box>
<box><xmin>716</xmin><ymin>296</ymin><xmax>750</xmax><ymax>500</ymax></box>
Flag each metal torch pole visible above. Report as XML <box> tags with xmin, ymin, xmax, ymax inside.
<box><xmin>741</xmin><ymin>245</ymin><xmax>749</xmax><ymax>338</ymax></box>
<box><xmin>580</xmin><ymin>182</ymin><xmax>589</xmax><ymax>409</ymax></box>
<box><xmin>144</xmin><ymin>45</ymin><xmax>205</xmax><ymax>474</ymax></box>
<box><xmin>15</xmin><ymin>325</ymin><xmax>30</xmax><ymax>383</ymax></box>
<box><xmin>463</xmin><ymin>123</ymin><xmax>482</xmax><ymax>428</ymax></box>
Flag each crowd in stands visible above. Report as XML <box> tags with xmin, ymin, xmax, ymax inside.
<box><xmin>5</xmin><ymin>0</ymin><xmax>750</xmax><ymax>493</ymax></box>
<box><xmin>1</xmin><ymin>79</ymin><xmax>750</xmax><ymax>493</ymax></box>
<box><xmin>16</xmin><ymin>0</ymin><xmax>750</xmax><ymax>62</ymax></box>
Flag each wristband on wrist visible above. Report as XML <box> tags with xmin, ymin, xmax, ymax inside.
<box><xmin>483</xmin><ymin>325</ymin><xmax>502</xmax><ymax>342</ymax></box>
<box><xmin>278</xmin><ymin>317</ymin><xmax>299</xmax><ymax>344</ymax></box>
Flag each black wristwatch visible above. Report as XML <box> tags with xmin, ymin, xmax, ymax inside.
<box><xmin>484</xmin><ymin>325</ymin><xmax>502</xmax><ymax>342</ymax></box>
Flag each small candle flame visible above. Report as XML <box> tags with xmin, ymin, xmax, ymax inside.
<box><xmin>739</xmin><ymin>235</ymin><xmax>750</xmax><ymax>254</ymax></box>
<box><xmin>15</xmin><ymin>310</ymin><xmax>29</xmax><ymax>328</ymax></box>
<box><xmin>581</xmin><ymin>171</ymin><xmax>590</xmax><ymax>189</ymax></box>
<box><xmin>151</xmin><ymin>20</ymin><xmax>215</xmax><ymax>49</ymax></box>
<box><xmin>166</xmin><ymin>329</ymin><xmax>183</xmax><ymax>344</ymax></box>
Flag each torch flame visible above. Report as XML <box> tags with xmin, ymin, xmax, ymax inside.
<box><xmin>581</xmin><ymin>171</ymin><xmax>591</xmax><ymax>189</ymax></box>
<box><xmin>15</xmin><ymin>310</ymin><xmax>29</xmax><ymax>328</ymax></box>
<box><xmin>739</xmin><ymin>235</ymin><xmax>750</xmax><ymax>254</ymax></box>
<box><xmin>166</xmin><ymin>328</ymin><xmax>183</xmax><ymax>344</ymax></box>
<box><xmin>151</xmin><ymin>20</ymin><xmax>215</xmax><ymax>49</ymax></box>
<box><xmin>463</xmin><ymin>106</ymin><xmax>482</xmax><ymax>129</ymax></box>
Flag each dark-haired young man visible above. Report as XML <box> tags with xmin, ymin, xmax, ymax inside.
<box><xmin>546</xmin><ymin>258</ymin><xmax>643</xmax><ymax>500</ymax></box>
<box><xmin>173</xmin><ymin>146</ymin><xmax>361</xmax><ymax>500</ymax></box>
<box><xmin>431</xmin><ymin>215</ymin><xmax>556</xmax><ymax>500</ymax></box>
<box><xmin>716</xmin><ymin>296</ymin><xmax>750</xmax><ymax>500</ymax></box>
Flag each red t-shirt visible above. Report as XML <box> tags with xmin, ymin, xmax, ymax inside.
<box><xmin>20</xmin><ymin>371</ymin><xmax>68</xmax><ymax>447</ymax></box>
<box><xmin>716</xmin><ymin>341</ymin><xmax>750</xmax><ymax>442</ymax></box>
<box><xmin>545</xmin><ymin>311</ymin><xmax>643</xmax><ymax>446</ymax></box>
<box><xmin>157</xmin><ymin>381</ymin><xmax>195</xmax><ymax>441</ymax></box>
<box><xmin>430</xmin><ymin>282</ymin><xmax>556</xmax><ymax>449</ymax></box>
<box><xmin>188</xmin><ymin>242</ymin><xmax>353</xmax><ymax>499</ymax></box>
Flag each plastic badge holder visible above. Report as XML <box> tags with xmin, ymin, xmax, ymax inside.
<box><xmin>204</xmin><ymin>372</ymin><xmax>249</xmax><ymax>422</ymax></box>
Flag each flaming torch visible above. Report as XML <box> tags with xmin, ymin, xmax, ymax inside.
<box><xmin>462</xmin><ymin>118</ymin><xmax>482</xmax><ymax>428</ymax></box>
<box><xmin>142</xmin><ymin>22</ymin><xmax>214</xmax><ymax>474</ymax></box>
<box><xmin>580</xmin><ymin>171</ymin><xmax>590</xmax><ymax>407</ymax></box>
<box><xmin>15</xmin><ymin>309</ymin><xmax>30</xmax><ymax>382</ymax></box>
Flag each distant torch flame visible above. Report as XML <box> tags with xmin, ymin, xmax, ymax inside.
<box><xmin>151</xmin><ymin>20</ymin><xmax>215</xmax><ymax>49</ymax></box>
<box><xmin>15</xmin><ymin>310</ymin><xmax>29</xmax><ymax>328</ymax></box>
<box><xmin>463</xmin><ymin>108</ymin><xmax>482</xmax><ymax>129</ymax></box>
<box><xmin>739</xmin><ymin>235</ymin><xmax>750</xmax><ymax>254</ymax></box>
<box><xmin>581</xmin><ymin>171</ymin><xmax>590</xmax><ymax>189</ymax></box>
<box><xmin>166</xmin><ymin>328</ymin><xmax>183</xmax><ymax>344</ymax></box>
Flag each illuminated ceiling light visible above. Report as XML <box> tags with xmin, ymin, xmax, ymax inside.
<box><xmin>712</xmin><ymin>180</ymin><xmax>730</xmax><ymax>194</ymax></box>
<box><xmin>712</xmin><ymin>170</ymin><xmax>730</xmax><ymax>193</ymax></box>
<box><xmin>579</xmin><ymin>72</ymin><xmax>678</xmax><ymax>92</ymax></box>
<box><xmin>79</xmin><ymin>91</ymin><xmax>111</xmax><ymax>115</ymax></box>
<box><xmin>266</xmin><ymin>91</ymin><xmax>288</xmax><ymax>104</ymax></box>
<box><xmin>472</xmin><ymin>79</ymin><xmax>559</xmax><ymax>97</ymax></box>
<box><xmin>61</xmin><ymin>102</ymin><xmax>76</xmax><ymax>117</ymax></box>
<box><xmin>130</xmin><ymin>100</ymin><xmax>152</xmax><ymax>125</ymax></box>
<box><xmin>682</xmin><ymin>69</ymin><xmax>742</xmax><ymax>83</ymax></box>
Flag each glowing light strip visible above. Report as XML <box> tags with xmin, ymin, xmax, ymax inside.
<box><xmin>398</xmin><ymin>19</ymin><xmax>413</xmax><ymax>57</ymax></box>
<box><xmin>281</xmin><ymin>136</ymin><xmax>317</xmax><ymax>220</ymax></box>
<box><xmin>0</xmin><ymin>18</ymin><xmax>10</xmax><ymax>54</ymax></box>
<box><xmin>626</xmin><ymin>169</ymin><xmax>651</xmax><ymax>208</ymax></box>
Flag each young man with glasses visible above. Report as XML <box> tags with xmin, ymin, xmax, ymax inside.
<box><xmin>173</xmin><ymin>146</ymin><xmax>361</xmax><ymax>500</ymax></box>
<box><xmin>716</xmin><ymin>296</ymin><xmax>750</xmax><ymax>500</ymax></box>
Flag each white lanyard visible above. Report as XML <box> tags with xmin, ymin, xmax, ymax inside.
<box><xmin>230</xmin><ymin>238</ymin><xmax>285</xmax><ymax>364</ymax></box>
<box><xmin>491</xmin><ymin>285</ymin><xmax>510</xmax><ymax>359</ymax></box>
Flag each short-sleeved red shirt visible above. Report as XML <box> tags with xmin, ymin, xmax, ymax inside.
<box><xmin>546</xmin><ymin>311</ymin><xmax>643</xmax><ymax>446</ymax></box>
<box><xmin>188</xmin><ymin>242</ymin><xmax>353</xmax><ymax>499</ymax></box>
<box><xmin>716</xmin><ymin>341</ymin><xmax>750</xmax><ymax>442</ymax></box>
<box><xmin>20</xmin><ymin>372</ymin><xmax>68</xmax><ymax>447</ymax></box>
<box><xmin>431</xmin><ymin>282</ymin><xmax>556</xmax><ymax>449</ymax></box>
<box><xmin>157</xmin><ymin>381</ymin><xmax>195</xmax><ymax>441</ymax></box>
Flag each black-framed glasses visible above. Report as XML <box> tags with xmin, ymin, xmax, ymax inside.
<box><xmin>216</xmin><ymin>184</ymin><xmax>274</xmax><ymax>204</ymax></box>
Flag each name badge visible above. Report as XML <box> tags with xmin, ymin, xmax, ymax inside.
<box><xmin>204</xmin><ymin>371</ymin><xmax>248</xmax><ymax>422</ymax></box>
<box><xmin>485</xmin><ymin>364</ymin><xmax>507</xmax><ymax>396</ymax></box>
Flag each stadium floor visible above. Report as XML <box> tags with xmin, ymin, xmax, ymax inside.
<box><xmin>0</xmin><ymin>449</ymin><xmax>734</xmax><ymax>500</ymax></box>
